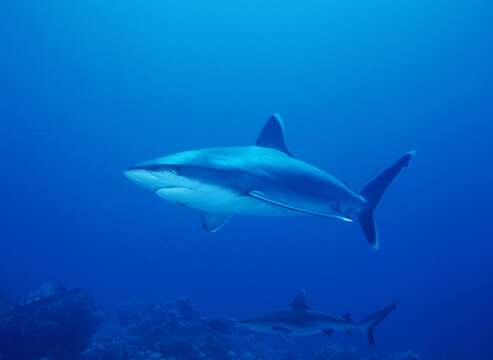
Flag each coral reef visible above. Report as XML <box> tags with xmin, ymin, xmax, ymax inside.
<box><xmin>397</xmin><ymin>352</ymin><xmax>421</xmax><ymax>360</ymax></box>
<box><xmin>0</xmin><ymin>290</ymin><xmax>11</xmax><ymax>317</ymax></box>
<box><xmin>0</xmin><ymin>284</ymin><xmax>423</xmax><ymax>360</ymax></box>
<box><xmin>313</xmin><ymin>345</ymin><xmax>359</xmax><ymax>360</ymax></box>
<box><xmin>83</xmin><ymin>297</ymin><xmax>271</xmax><ymax>360</ymax></box>
<box><xmin>0</xmin><ymin>284</ymin><xmax>100</xmax><ymax>360</ymax></box>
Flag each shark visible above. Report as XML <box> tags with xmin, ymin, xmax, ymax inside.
<box><xmin>124</xmin><ymin>114</ymin><xmax>415</xmax><ymax>249</ymax></box>
<box><xmin>239</xmin><ymin>290</ymin><xmax>397</xmax><ymax>347</ymax></box>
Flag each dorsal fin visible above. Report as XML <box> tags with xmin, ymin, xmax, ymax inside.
<box><xmin>290</xmin><ymin>289</ymin><xmax>309</xmax><ymax>310</ymax></box>
<box><xmin>255</xmin><ymin>114</ymin><xmax>292</xmax><ymax>156</ymax></box>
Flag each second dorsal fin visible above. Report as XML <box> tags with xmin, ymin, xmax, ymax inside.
<box><xmin>255</xmin><ymin>114</ymin><xmax>292</xmax><ymax>156</ymax></box>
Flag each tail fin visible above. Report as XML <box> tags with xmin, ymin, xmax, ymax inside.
<box><xmin>359</xmin><ymin>302</ymin><xmax>397</xmax><ymax>347</ymax></box>
<box><xmin>359</xmin><ymin>151</ymin><xmax>416</xmax><ymax>249</ymax></box>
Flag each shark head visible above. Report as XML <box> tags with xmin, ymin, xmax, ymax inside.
<box><xmin>124</xmin><ymin>151</ymin><xmax>201</xmax><ymax>191</ymax></box>
<box><xmin>124</xmin><ymin>149</ymin><xmax>243</xmax><ymax>214</ymax></box>
<box><xmin>124</xmin><ymin>165</ymin><xmax>175</xmax><ymax>191</ymax></box>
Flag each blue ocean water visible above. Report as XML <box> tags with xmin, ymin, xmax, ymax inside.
<box><xmin>1</xmin><ymin>1</ymin><xmax>492</xmax><ymax>359</ymax></box>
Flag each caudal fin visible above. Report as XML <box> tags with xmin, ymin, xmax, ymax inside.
<box><xmin>359</xmin><ymin>302</ymin><xmax>397</xmax><ymax>347</ymax></box>
<box><xmin>359</xmin><ymin>151</ymin><xmax>416</xmax><ymax>249</ymax></box>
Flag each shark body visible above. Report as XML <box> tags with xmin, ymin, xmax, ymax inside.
<box><xmin>125</xmin><ymin>114</ymin><xmax>415</xmax><ymax>249</ymax></box>
<box><xmin>240</xmin><ymin>290</ymin><xmax>397</xmax><ymax>347</ymax></box>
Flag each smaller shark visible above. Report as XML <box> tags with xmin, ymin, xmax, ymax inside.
<box><xmin>240</xmin><ymin>290</ymin><xmax>396</xmax><ymax>347</ymax></box>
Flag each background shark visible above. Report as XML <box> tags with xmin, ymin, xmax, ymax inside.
<box><xmin>240</xmin><ymin>290</ymin><xmax>397</xmax><ymax>347</ymax></box>
<box><xmin>125</xmin><ymin>114</ymin><xmax>415</xmax><ymax>249</ymax></box>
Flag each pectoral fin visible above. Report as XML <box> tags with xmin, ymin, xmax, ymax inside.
<box><xmin>201</xmin><ymin>213</ymin><xmax>232</xmax><ymax>232</ymax></box>
<box><xmin>249</xmin><ymin>190</ymin><xmax>353</xmax><ymax>222</ymax></box>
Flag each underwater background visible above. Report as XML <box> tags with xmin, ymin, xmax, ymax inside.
<box><xmin>1</xmin><ymin>1</ymin><xmax>492</xmax><ymax>359</ymax></box>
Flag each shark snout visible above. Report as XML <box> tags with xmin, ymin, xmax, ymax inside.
<box><xmin>124</xmin><ymin>163</ymin><xmax>186</xmax><ymax>192</ymax></box>
<box><xmin>124</xmin><ymin>166</ymin><xmax>161</xmax><ymax>190</ymax></box>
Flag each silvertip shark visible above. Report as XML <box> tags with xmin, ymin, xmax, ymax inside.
<box><xmin>239</xmin><ymin>290</ymin><xmax>397</xmax><ymax>347</ymax></box>
<box><xmin>124</xmin><ymin>114</ymin><xmax>415</xmax><ymax>249</ymax></box>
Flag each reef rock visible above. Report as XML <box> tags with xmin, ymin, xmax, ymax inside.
<box><xmin>0</xmin><ymin>290</ymin><xmax>11</xmax><ymax>317</ymax></box>
<box><xmin>397</xmin><ymin>351</ymin><xmax>422</xmax><ymax>360</ymax></box>
<box><xmin>84</xmin><ymin>297</ymin><xmax>272</xmax><ymax>360</ymax></box>
<box><xmin>0</xmin><ymin>283</ymin><xmax>100</xmax><ymax>360</ymax></box>
<box><xmin>312</xmin><ymin>345</ymin><xmax>359</xmax><ymax>360</ymax></box>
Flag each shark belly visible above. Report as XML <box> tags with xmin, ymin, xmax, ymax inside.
<box><xmin>155</xmin><ymin>183</ymin><xmax>297</xmax><ymax>216</ymax></box>
<box><xmin>286</xmin><ymin>325</ymin><xmax>325</xmax><ymax>336</ymax></box>
<box><xmin>283</xmin><ymin>320</ymin><xmax>351</xmax><ymax>336</ymax></box>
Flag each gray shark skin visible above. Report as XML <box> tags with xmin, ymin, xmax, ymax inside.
<box><xmin>124</xmin><ymin>114</ymin><xmax>415</xmax><ymax>249</ymax></box>
<box><xmin>240</xmin><ymin>290</ymin><xmax>397</xmax><ymax>347</ymax></box>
